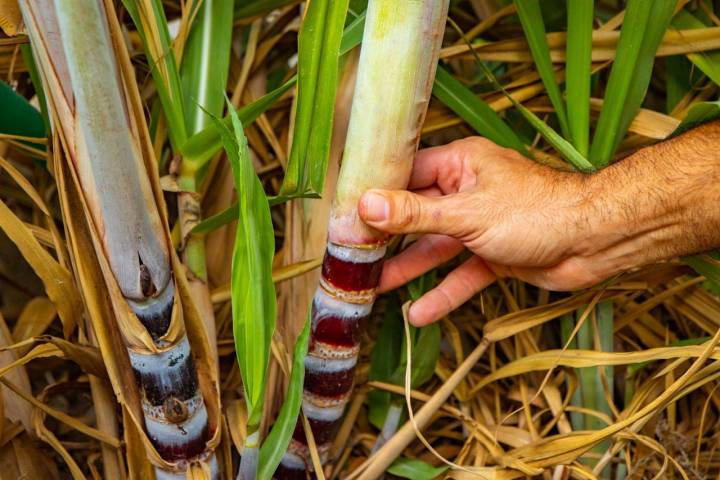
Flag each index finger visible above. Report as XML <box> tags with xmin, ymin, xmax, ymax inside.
<box><xmin>408</xmin><ymin>143</ymin><xmax>463</xmax><ymax>191</ymax></box>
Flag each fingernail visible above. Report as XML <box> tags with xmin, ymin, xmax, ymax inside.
<box><xmin>408</xmin><ymin>303</ymin><xmax>427</xmax><ymax>327</ymax></box>
<box><xmin>361</xmin><ymin>192</ymin><xmax>390</xmax><ymax>222</ymax></box>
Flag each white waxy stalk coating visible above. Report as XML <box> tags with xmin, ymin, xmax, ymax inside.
<box><xmin>54</xmin><ymin>0</ymin><xmax>170</xmax><ymax>300</ymax></box>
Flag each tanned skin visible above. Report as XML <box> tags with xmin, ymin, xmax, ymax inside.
<box><xmin>357</xmin><ymin>121</ymin><xmax>720</xmax><ymax>327</ymax></box>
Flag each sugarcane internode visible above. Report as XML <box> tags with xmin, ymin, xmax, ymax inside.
<box><xmin>320</xmin><ymin>242</ymin><xmax>386</xmax><ymax>295</ymax></box>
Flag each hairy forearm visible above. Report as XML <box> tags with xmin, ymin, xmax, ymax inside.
<box><xmin>576</xmin><ymin>121</ymin><xmax>720</xmax><ymax>272</ymax></box>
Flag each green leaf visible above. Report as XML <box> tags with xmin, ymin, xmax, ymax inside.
<box><xmin>192</xmin><ymin>202</ymin><xmax>238</xmax><ymax>234</ymax></box>
<box><xmin>589</xmin><ymin>0</ymin><xmax>676</xmax><ymax>167</ymax></box>
<box><xmin>432</xmin><ymin>66</ymin><xmax>528</xmax><ymax>155</ymax></box>
<box><xmin>368</xmin><ymin>299</ymin><xmax>404</xmax><ymax>429</ymax></box>
<box><xmin>672</xmin><ymin>100</ymin><xmax>720</xmax><ymax>136</ymax></box>
<box><xmin>193</xmin><ymin>190</ymin><xmax>300</xmax><ymax>234</ymax></box>
<box><xmin>257</xmin><ymin>312</ymin><xmax>311</xmax><ymax>479</ymax></box>
<box><xmin>368</xmin><ymin>272</ymin><xmax>441</xmax><ymax>429</ymax></box>
<box><xmin>448</xmin><ymin>18</ymin><xmax>593</xmax><ymax>172</ymax></box>
<box><xmin>665</xmin><ymin>56</ymin><xmax>692</xmax><ymax>113</ymax></box>
<box><xmin>235</xmin><ymin>0</ymin><xmax>296</xmax><ymax>19</ymax></box>
<box><xmin>180</xmin><ymin>78</ymin><xmax>295</xmax><ymax>175</ymax></box>
<box><xmin>181</xmin><ymin>0</ymin><xmax>235</xmax><ymax>135</ymax></box>
<box><xmin>685</xmin><ymin>252</ymin><xmax>720</xmax><ymax>287</ymax></box>
<box><xmin>387</xmin><ymin>457</ymin><xmax>448</xmax><ymax>480</ymax></box>
<box><xmin>400</xmin><ymin>322</ymin><xmax>441</xmax><ymax>388</ymax></box>
<box><xmin>397</xmin><ymin>274</ymin><xmax>440</xmax><ymax>390</ymax></box>
<box><xmin>671</xmin><ymin>10</ymin><xmax>720</xmax><ymax>88</ymax></box>
<box><xmin>0</xmin><ymin>81</ymin><xmax>44</xmax><ymax>140</ymax></box>
<box><xmin>280</xmin><ymin>0</ymin><xmax>349</xmax><ymax>197</ymax></box>
<box><xmin>19</xmin><ymin>45</ymin><xmax>50</xmax><ymax>137</ymax></box>
<box><xmin>515</xmin><ymin>102</ymin><xmax>595</xmax><ymax>171</ymax></box>
<box><xmin>121</xmin><ymin>0</ymin><xmax>187</xmax><ymax>151</ymax></box>
<box><xmin>565</xmin><ymin>0</ymin><xmax>593</xmax><ymax>157</ymax></box>
<box><xmin>339</xmin><ymin>10</ymin><xmax>365</xmax><ymax>55</ymax></box>
<box><xmin>181</xmin><ymin>10</ymin><xmax>367</xmax><ymax>186</ymax></box>
<box><xmin>514</xmin><ymin>0</ymin><xmax>570</xmax><ymax>138</ymax></box>
<box><xmin>216</xmin><ymin>102</ymin><xmax>276</xmax><ymax>426</ymax></box>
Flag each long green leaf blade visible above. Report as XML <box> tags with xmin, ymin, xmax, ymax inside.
<box><xmin>280</xmin><ymin>0</ymin><xmax>349</xmax><ymax>196</ymax></box>
<box><xmin>181</xmin><ymin>0</ymin><xmax>235</xmax><ymax>135</ymax></box>
<box><xmin>257</xmin><ymin>315</ymin><xmax>311</xmax><ymax>478</ymax></box>
<box><xmin>514</xmin><ymin>0</ymin><xmax>570</xmax><ymax>138</ymax></box>
<box><xmin>339</xmin><ymin>10</ymin><xmax>365</xmax><ymax>55</ymax></box>
<box><xmin>589</xmin><ymin>0</ymin><xmax>676</xmax><ymax>167</ymax></box>
<box><xmin>433</xmin><ymin>66</ymin><xmax>528</xmax><ymax>155</ymax></box>
<box><xmin>613</xmin><ymin>0</ymin><xmax>676</xmax><ymax>155</ymax></box>
<box><xmin>566</xmin><ymin>0</ymin><xmax>593</xmax><ymax>157</ymax></box>
<box><xmin>0</xmin><ymin>80</ymin><xmax>45</xmax><ymax>140</ymax></box>
<box><xmin>665</xmin><ymin>55</ymin><xmax>691</xmax><ymax>113</ymax></box>
<box><xmin>516</xmin><ymin>103</ymin><xmax>595</xmax><ymax>171</ymax></box>
<box><xmin>449</xmin><ymin>17</ymin><xmax>592</xmax><ymax>171</ymax></box>
<box><xmin>121</xmin><ymin>0</ymin><xmax>187</xmax><ymax>150</ymax></box>
<box><xmin>217</xmin><ymin>103</ymin><xmax>276</xmax><ymax>426</ymax></box>
<box><xmin>180</xmin><ymin>78</ymin><xmax>295</xmax><ymax>174</ymax></box>
<box><xmin>671</xmin><ymin>10</ymin><xmax>720</xmax><ymax>87</ymax></box>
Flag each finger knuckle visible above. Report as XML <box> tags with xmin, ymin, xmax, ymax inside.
<box><xmin>397</xmin><ymin>193</ymin><xmax>422</xmax><ymax>229</ymax></box>
<box><xmin>463</xmin><ymin>136</ymin><xmax>494</xmax><ymax>150</ymax></box>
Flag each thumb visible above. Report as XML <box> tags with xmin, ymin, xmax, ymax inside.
<box><xmin>358</xmin><ymin>189</ymin><xmax>463</xmax><ymax>236</ymax></box>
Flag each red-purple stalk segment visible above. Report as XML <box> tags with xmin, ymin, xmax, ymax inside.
<box><xmin>279</xmin><ymin>244</ymin><xmax>384</xmax><ymax>477</ymax></box>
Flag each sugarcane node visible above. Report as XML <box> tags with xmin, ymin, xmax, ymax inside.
<box><xmin>128</xmin><ymin>279</ymin><xmax>175</xmax><ymax>340</ymax></box>
<box><xmin>318</xmin><ymin>279</ymin><xmax>377</xmax><ymax>304</ymax></box>
<box><xmin>163</xmin><ymin>395</ymin><xmax>189</xmax><ymax>424</ymax></box>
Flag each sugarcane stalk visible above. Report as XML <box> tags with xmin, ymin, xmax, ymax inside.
<box><xmin>19</xmin><ymin>0</ymin><xmax>219</xmax><ymax>477</ymax></box>
<box><xmin>277</xmin><ymin>1</ymin><xmax>449</xmax><ymax>476</ymax></box>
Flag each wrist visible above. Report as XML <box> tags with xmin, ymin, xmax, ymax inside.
<box><xmin>572</xmin><ymin>125</ymin><xmax>720</xmax><ymax>270</ymax></box>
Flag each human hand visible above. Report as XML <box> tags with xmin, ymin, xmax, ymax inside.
<box><xmin>358</xmin><ymin>132</ymin><xmax>720</xmax><ymax>326</ymax></box>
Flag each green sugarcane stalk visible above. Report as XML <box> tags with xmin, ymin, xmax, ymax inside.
<box><xmin>279</xmin><ymin>0</ymin><xmax>450</xmax><ymax>476</ymax></box>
